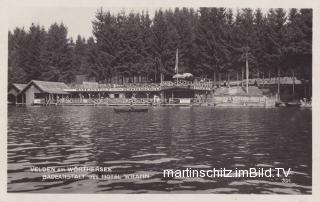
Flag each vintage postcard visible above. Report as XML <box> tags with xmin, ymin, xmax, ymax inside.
<box><xmin>1</xmin><ymin>0</ymin><xmax>319</xmax><ymax>201</ymax></box>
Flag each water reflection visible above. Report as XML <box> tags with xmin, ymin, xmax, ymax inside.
<box><xmin>7</xmin><ymin>106</ymin><xmax>312</xmax><ymax>193</ymax></box>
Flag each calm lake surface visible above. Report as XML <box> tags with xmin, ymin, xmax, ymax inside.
<box><xmin>7</xmin><ymin>106</ymin><xmax>312</xmax><ymax>194</ymax></box>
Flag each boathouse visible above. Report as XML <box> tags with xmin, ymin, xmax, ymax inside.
<box><xmin>8</xmin><ymin>83</ymin><xmax>27</xmax><ymax>104</ymax></box>
<box><xmin>160</xmin><ymin>80</ymin><xmax>211</xmax><ymax>104</ymax></box>
<box><xmin>18</xmin><ymin>80</ymin><xmax>70</xmax><ymax>105</ymax></box>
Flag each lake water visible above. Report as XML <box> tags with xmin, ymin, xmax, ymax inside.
<box><xmin>7</xmin><ymin>106</ymin><xmax>312</xmax><ymax>194</ymax></box>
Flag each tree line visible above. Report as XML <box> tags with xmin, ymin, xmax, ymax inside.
<box><xmin>8</xmin><ymin>7</ymin><xmax>312</xmax><ymax>85</ymax></box>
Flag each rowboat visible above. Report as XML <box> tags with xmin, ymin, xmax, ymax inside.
<box><xmin>113</xmin><ymin>107</ymin><xmax>149</xmax><ymax>113</ymax></box>
<box><xmin>285</xmin><ymin>102</ymin><xmax>301</xmax><ymax>107</ymax></box>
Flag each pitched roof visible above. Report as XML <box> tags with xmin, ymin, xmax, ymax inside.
<box><xmin>12</xmin><ymin>83</ymin><xmax>27</xmax><ymax>92</ymax></box>
<box><xmin>20</xmin><ymin>80</ymin><xmax>70</xmax><ymax>94</ymax></box>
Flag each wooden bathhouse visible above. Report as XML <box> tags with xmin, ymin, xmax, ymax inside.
<box><xmin>8</xmin><ymin>83</ymin><xmax>27</xmax><ymax>104</ymax></box>
<box><xmin>17</xmin><ymin>80</ymin><xmax>70</xmax><ymax>105</ymax></box>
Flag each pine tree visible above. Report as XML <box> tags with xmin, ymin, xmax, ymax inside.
<box><xmin>195</xmin><ymin>8</ymin><xmax>232</xmax><ymax>85</ymax></box>
<box><xmin>252</xmin><ymin>8</ymin><xmax>268</xmax><ymax>81</ymax></box>
<box><xmin>8</xmin><ymin>28</ymin><xmax>28</xmax><ymax>84</ymax></box>
<box><xmin>299</xmin><ymin>9</ymin><xmax>312</xmax><ymax>81</ymax></box>
<box><xmin>72</xmin><ymin>35</ymin><xmax>89</xmax><ymax>76</ymax></box>
<box><xmin>8</xmin><ymin>7</ymin><xmax>312</xmax><ymax>88</ymax></box>
<box><xmin>151</xmin><ymin>9</ymin><xmax>179</xmax><ymax>82</ymax></box>
<box><xmin>40</xmin><ymin>23</ymin><xmax>73</xmax><ymax>82</ymax></box>
<box><xmin>25</xmin><ymin>24</ymin><xmax>46</xmax><ymax>80</ymax></box>
<box><xmin>170</xmin><ymin>8</ymin><xmax>198</xmax><ymax>74</ymax></box>
<box><xmin>92</xmin><ymin>9</ymin><xmax>119</xmax><ymax>82</ymax></box>
<box><xmin>115</xmin><ymin>12</ymin><xmax>142</xmax><ymax>83</ymax></box>
<box><xmin>265</xmin><ymin>8</ymin><xmax>287</xmax><ymax>99</ymax></box>
<box><xmin>139</xmin><ymin>11</ymin><xmax>154</xmax><ymax>82</ymax></box>
<box><xmin>85</xmin><ymin>37</ymin><xmax>99</xmax><ymax>80</ymax></box>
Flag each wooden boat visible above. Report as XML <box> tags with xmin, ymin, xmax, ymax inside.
<box><xmin>285</xmin><ymin>102</ymin><xmax>301</xmax><ymax>107</ymax></box>
<box><xmin>113</xmin><ymin>107</ymin><xmax>148</xmax><ymax>113</ymax></box>
<box><xmin>298</xmin><ymin>98</ymin><xmax>312</xmax><ymax>108</ymax></box>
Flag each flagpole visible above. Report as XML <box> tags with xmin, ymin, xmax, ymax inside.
<box><xmin>246</xmin><ymin>46</ymin><xmax>249</xmax><ymax>94</ymax></box>
<box><xmin>175</xmin><ymin>48</ymin><xmax>178</xmax><ymax>84</ymax></box>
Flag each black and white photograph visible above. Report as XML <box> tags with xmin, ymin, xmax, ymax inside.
<box><xmin>2</xmin><ymin>0</ymin><xmax>319</xmax><ymax>200</ymax></box>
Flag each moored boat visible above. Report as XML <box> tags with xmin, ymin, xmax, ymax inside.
<box><xmin>300</xmin><ymin>104</ymin><xmax>312</xmax><ymax>108</ymax></box>
<box><xmin>300</xmin><ymin>102</ymin><xmax>312</xmax><ymax>108</ymax></box>
<box><xmin>300</xmin><ymin>99</ymin><xmax>312</xmax><ymax>108</ymax></box>
<box><xmin>285</xmin><ymin>102</ymin><xmax>301</xmax><ymax>107</ymax></box>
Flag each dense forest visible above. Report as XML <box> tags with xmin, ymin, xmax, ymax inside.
<box><xmin>8</xmin><ymin>8</ymin><xmax>312</xmax><ymax>85</ymax></box>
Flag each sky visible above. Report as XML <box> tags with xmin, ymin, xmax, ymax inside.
<box><xmin>8</xmin><ymin>7</ymin><xmax>160</xmax><ymax>40</ymax></box>
<box><xmin>8</xmin><ymin>6</ymin><xmax>277</xmax><ymax>40</ymax></box>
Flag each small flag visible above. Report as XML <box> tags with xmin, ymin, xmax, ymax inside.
<box><xmin>174</xmin><ymin>48</ymin><xmax>178</xmax><ymax>73</ymax></box>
